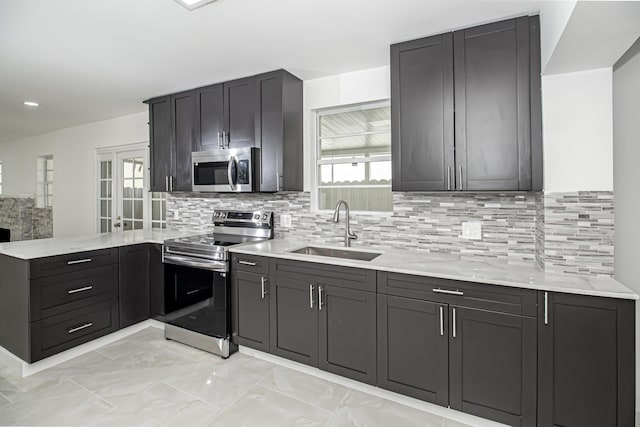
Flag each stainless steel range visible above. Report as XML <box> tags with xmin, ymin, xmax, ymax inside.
<box><xmin>162</xmin><ymin>210</ymin><xmax>273</xmax><ymax>358</ymax></box>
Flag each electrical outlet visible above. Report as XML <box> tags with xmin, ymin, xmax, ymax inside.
<box><xmin>174</xmin><ymin>210</ymin><xmax>179</xmax><ymax>220</ymax></box>
<box><xmin>461</xmin><ymin>222</ymin><xmax>482</xmax><ymax>240</ymax></box>
<box><xmin>280</xmin><ymin>214</ymin><xmax>292</xmax><ymax>228</ymax></box>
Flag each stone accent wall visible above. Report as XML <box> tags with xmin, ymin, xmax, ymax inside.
<box><xmin>0</xmin><ymin>196</ymin><xmax>53</xmax><ymax>241</ymax></box>
<box><xmin>166</xmin><ymin>190</ymin><xmax>615</xmax><ymax>276</ymax></box>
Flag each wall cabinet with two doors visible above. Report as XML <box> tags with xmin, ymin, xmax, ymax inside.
<box><xmin>230</xmin><ymin>254</ymin><xmax>634</xmax><ymax>427</ymax></box>
<box><xmin>392</xmin><ymin>15</ymin><xmax>542</xmax><ymax>191</ymax></box>
<box><xmin>145</xmin><ymin>69</ymin><xmax>303</xmax><ymax>193</ymax></box>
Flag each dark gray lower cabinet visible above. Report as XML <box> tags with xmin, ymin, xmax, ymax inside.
<box><xmin>377</xmin><ymin>295</ymin><xmax>448</xmax><ymax>405</ymax></box>
<box><xmin>537</xmin><ymin>292</ymin><xmax>635</xmax><ymax>427</ymax></box>
<box><xmin>449</xmin><ymin>306</ymin><xmax>536</xmax><ymax>427</ymax></box>
<box><xmin>149</xmin><ymin>244</ymin><xmax>165</xmax><ymax>320</ymax></box>
<box><xmin>118</xmin><ymin>245</ymin><xmax>150</xmax><ymax>328</ymax></box>
<box><xmin>270</xmin><ymin>276</ymin><xmax>319</xmax><ymax>367</ymax></box>
<box><xmin>231</xmin><ymin>270</ymin><xmax>270</xmax><ymax>352</ymax></box>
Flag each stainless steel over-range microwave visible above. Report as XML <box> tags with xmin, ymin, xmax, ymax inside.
<box><xmin>192</xmin><ymin>147</ymin><xmax>260</xmax><ymax>192</ymax></box>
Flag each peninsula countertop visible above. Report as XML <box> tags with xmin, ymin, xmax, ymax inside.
<box><xmin>230</xmin><ymin>239</ymin><xmax>639</xmax><ymax>300</ymax></box>
<box><xmin>0</xmin><ymin>229</ymin><xmax>205</xmax><ymax>260</ymax></box>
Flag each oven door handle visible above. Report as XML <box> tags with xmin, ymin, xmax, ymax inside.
<box><xmin>227</xmin><ymin>156</ymin><xmax>237</xmax><ymax>192</ymax></box>
<box><xmin>163</xmin><ymin>254</ymin><xmax>227</xmax><ymax>272</ymax></box>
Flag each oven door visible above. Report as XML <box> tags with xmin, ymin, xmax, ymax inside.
<box><xmin>164</xmin><ymin>262</ymin><xmax>230</xmax><ymax>339</ymax></box>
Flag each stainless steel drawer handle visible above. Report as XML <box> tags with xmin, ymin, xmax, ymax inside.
<box><xmin>238</xmin><ymin>260</ymin><xmax>257</xmax><ymax>266</ymax></box>
<box><xmin>432</xmin><ymin>288</ymin><xmax>464</xmax><ymax>296</ymax></box>
<box><xmin>67</xmin><ymin>286</ymin><xmax>93</xmax><ymax>294</ymax></box>
<box><xmin>67</xmin><ymin>258</ymin><xmax>92</xmax><ymax>265</ymax></box>
<box><xmin>261</xmin><ymin>277</ymin><xmax>267</xmax><ymax>299</ymax></box>
<box><xmin>68</xmin><ymin>323</ymin><xmax>93</xmax><ymax>334</ymax></box>
<box><xmin>439</xmin><ymin>306</ymin><xmax>444</xmax><ymax>336</ymax></box>
<box><xmin>544</xmin><ymin>292</ymin><xmax>549</xmax><ymax>325</ymax></box>
<box><xmin>318</xmin><ymin>286</ymin><xmax>324</xmax><ymax>311</ymax></box>
<box><xmin>452</xmin><ymin>308</ymin><xmax>457</xmax><ymax>338</ymax></box>
<box><xmin>186</xmin><ymin>289</ymin><xmax>200</xmax><ymax>295</ymax></box>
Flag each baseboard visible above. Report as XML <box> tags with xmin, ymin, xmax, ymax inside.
<box><xmin>239</xmin><ymin>346</ymin><xmax>507</xmax><ymax>427</ymax></box>
<box><xmin>0</xmin><ymin>319</ymin><xmax>165</xmax><ymax>378</ymax></box>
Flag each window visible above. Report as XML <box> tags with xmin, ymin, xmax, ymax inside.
<box><xmin>98</xmin><ymin>159</ymin><xmax>113</xmax><ymax>233</ymax></box>
<box><xmin>0</xmin><ymin>161</ymin><xmax>3</xmax><ymax>194</ymax></box>
<box><xmin>151</xmin><ymin>192</ymin><xmax>167</xmax><ymax>229</ymax></box>
<box><xmin>37</xmin><ymin>155</ymin><xmax>54</xmax><ymax>207</ymax></box>
<box><xmin>316</xmin><ymin>102</ymin><xmax>392</xmax><ymax>211</ymax></box>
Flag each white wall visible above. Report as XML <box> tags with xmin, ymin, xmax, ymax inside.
<box><xmin>541</xmin><ymin>67</ymin><xmax>613</xmax><ymax>192</ymax></box>
<box><xmin>539</xmin><ymin>0</ymin><xmax>577</xmax><ymax>73</ymax></box>
<box><xmin>0</xmin><ymin>112</ymin><xmax>148</xmax><ymax>236</ymax></box>
<box><xmin>613</xmin><ymin>37</ymin><xmax>640</xmax><ymax>409</ymax></box>
<box><xmin>302</xmin><ymin>66</ymin><xmax>391</xmax><ymax>192</ymax></box>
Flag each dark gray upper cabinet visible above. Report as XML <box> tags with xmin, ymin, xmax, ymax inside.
<box><xmin>224</xmin><ymin>76</ymin><xmax>256</xmax><ymax>148</ymax></box>
<box><xmin>537</xmin><ymin>292</ymin><xmax>635</xmax><ymax>427</ymax></box>
<box><xmin>391</xmin><ymin>33</ymin><xmax>454</xmax><ymax>191</ymax></box>
<box><xmin>255</xmin><ymin>70</ymin><xmax>303</xmax><ymax>192</ymax></box>
<box><xmin>391</xmin><ymin>15</ymin><xmax>542</xmax><ymax>192</ymax></box>
<box><xmin>148</xmin><ymin>96</ymin><xmax>172</xmax><ymax>192</ymax></box>
<box><xmin>195</xmin><ymin>83</ymin><xmax>224</xmax><ymax>152</ymax></box>
<box><xmin>231</xmin><ymin>270</ymin><xmax>270</xmax><ymax>353</ymax></box>
<box><xmin>118</xmin><ymin>245</ymin><xmax>150</xmax><ymax>329</ymax></box>
<box><xmin>146</xmin><ymin>91</ymin><xmax>196</xmax><ymax>192</ymax></box>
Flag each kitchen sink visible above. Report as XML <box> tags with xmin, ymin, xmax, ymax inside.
<box><xmin>290</xmin><ymin>246</ymin><xmax>382</xmax><ymax>261</ymax></box>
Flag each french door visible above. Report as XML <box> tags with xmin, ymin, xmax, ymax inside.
<box><xmin>96</xmin><ymin>145</ymin><xmax>152</xmax><ymax>233</ymax></box>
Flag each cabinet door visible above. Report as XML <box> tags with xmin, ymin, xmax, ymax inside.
<box><xmin>148</xmin><ymin>244</ymin><xmax>164</xmax><ymax>320</ymax></box>
<box><xmin>118</xmin><ymin>245</ymin><xmax>150</xmax><ymax>328</ymax></box>
<box><xmin>224</xmin><ymin>77</ymin><xmax>256</xmax><ymax>148</ymax></box>
<box><xmin>255</xmin><ymin>72</ymin><xmax>283</xmax><ymax>192</ymax></box>
<box><xmin>196</xmin><ymin>84</ymin><xmax>225</xmax><ymax>152</ymax></box>
<box><xmin>232</xmin><ymin>271</ymin><xmax>270</xmax><ymax>352</ymax></box>
<box><xmin>538</xmin><ymin>293</ymin><xmax>635</xmax><ymax>427</ymax></box>
<box><xmin>377</xmin><ymin>295</ymin><xmax>448</xmax><ymax>406</ymax></box>
<box><xmin>449</xmin><ymin>306</ymin><xmax>536</xmax><ymax>427</ymax></box>
<box><xmin>269</xmin><ymin>276</ymin><xmax>318</xmax><ymax>367</ymax></box>
<box><xmin>171</xmin><ymin>90</ymin><xmax>196</xmax><ymax>191</ymax></box>
<box><xmin>391</xmin><ymin>33</ymin><xmax>454</xmax><ymax>191</ymax></box>
<box><xmin>148</xmin><ymin>96</ymin><xmax>172</xmax><ymax>192</ymax></box>
<box><xmin>318</xmin><ymin>284</ymin><xmax>376</xmax><ymax>385</ymax></box>
<box><xmin>454</xmin><ymin>17</ymin><xmax>532</xmax><ymax>191</ymax></box>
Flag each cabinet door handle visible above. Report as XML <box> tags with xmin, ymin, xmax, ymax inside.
<box><xmin>68</xmin><ymin>323</ymin><xmax>93</xmax><ymax>334</ymax></box>
<box><xmin>261</xmin><ymin>277</ymin><xmax>267</xmax><ymax>299</ymax></box>
<box><xmin>544</xmin><ymin>292</ymin><xmax>549</xmax><ymax>325</ymax></box>
<box><xmin>67</xmin><ymin>285</ymin><xmax>93</xmax><ymax>294</ymax></box>
<box><xmin>447</xmin><ymin>166</ymin><xmax>451</xmax><ymax>191</ymax></box>
<box><xmin>309</xmin><ymin>285</ymin><xmax>315</xmax><ymax>309</ymax></box>
<box><xmin>218</xmin><ymin>132</ymin><xmax>223</xmax><ymax>149</ymax></box>
<box><xmin>318</xmin><ymin>286</ymin><xmax>324</xmax><ymax>311</ymax></box>
<box><xmin>165</xmin><ymin>176</ymin><xmax>169</xmax><ymax>192</ymax></box>
<box><xmin>452</xmin><ymin>308</ymin><xmax>457</xmax><ymax>338</ymax></box>
<box><xmin>170</xmin><ymin>175</ymin><xmax>175</xmax><ymax>192</ymax></box>
<box><xmin>458</xmin><ymin>165</ymin><xmax>463</xmax><ymax>191</ymax></box>
<box><xmin>238</xmin><ymin>260</ymin><xmax>257</xmax><ymax>266</ymax></box>
<box><xmin>222</xmin><ymin>131</ymin><xmax>229</xmax><ymax>148</ymax></box>
<box><xmin>432</xmin><ymin>288</ymin><xmax>464</xmax><ymax>296</ymax></box>
<box><xmin>439</xmin><ymin>306</ymin><xmax>444</xmax><ymax>336</ymax></box>
<box><xmin>67</xmin><ymin>258</ymin><xmax>92</xmax><ymax>265</ymax></box>
<box><xmin>186</xmin><ymin>289</ymin><xmax>200</xmax><ymax>295</ymax></box>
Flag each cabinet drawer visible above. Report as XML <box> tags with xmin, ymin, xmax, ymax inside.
<box><xmin>30</xmin><ymin>299</ymin><xmax>119</xmax><ymax>362</ymax></box>
<box><xmin>231</xmin><ymin>254</ymin><xmax>270</xmax><ymax>275</ymax></box>
<box><xmin>273</xmin><ymin>258</ymin><xmax>376</xmax><ymax>292</ymax></box>
<box><xmin>378</xmin><ymin>271</ymin><xmax>536</xmax><ymax>316</ymax></box>
<box><xmin>30</xmin><ymin>248</ymin><xmax>118</xmax><ymax>279</ymax></box>
<box><xmin>30</xmin><ymin>264</ymin><xmax>118</xmax><ymax>321</ymax></box>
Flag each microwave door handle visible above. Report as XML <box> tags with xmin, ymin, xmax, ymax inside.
<box><xmin>227</xmin><ymin>156</ymin><xmax>237</xmax><ymax>191</ymax></box>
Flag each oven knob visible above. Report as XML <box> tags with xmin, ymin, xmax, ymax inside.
<box><xmin>221</xmin><ymin>212</ymin><xmax>227</xmax><ymax>218</ymax></box>
<box><xmin>262</xmin><ymin>214</ymin><xmax>269</xmax><ymax>220</ymax></box>
<box><xmin>214</xmin><ymin>212</ymin><xmax>219</xmax><ymax>218</ymax></box>
<box><xmin>253</xmin><ymin>214</ymin><xmax>260</xmax><ymax>220</ymax></box>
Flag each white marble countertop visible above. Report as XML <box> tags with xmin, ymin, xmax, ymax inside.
<box><xmin>230</xmin><ymin>239</ymin><xmax>639</xmax><ymax>300</ymax></box>
<box><xmin>0</xmin><ymin>229</ymin><xmax>203</xmax><ymax>260</ymax></box>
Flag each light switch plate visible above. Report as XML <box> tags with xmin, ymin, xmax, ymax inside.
<box><xmin>280</xmin><ymin>214</ymin><xmax>292</xmax><ymax>228</ymax></box>
<box><xmin>461</xmin><ymin>222</ymin><xmax>482</xmax><ymax>240</ymax></box>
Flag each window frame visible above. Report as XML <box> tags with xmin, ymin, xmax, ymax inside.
<box><xmin>312</xmin><ymin>99</ymin><xmax>393</xmax><ymax>214</ymax></box>
<box><xmin>36</xmin><ymin>155</ymin><xmax>54</xmax><ymax>208</ymax></box>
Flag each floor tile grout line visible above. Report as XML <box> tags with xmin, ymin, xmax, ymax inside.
<box><xmin>0</xmin><ymin>389</ymin><xmax>15</xmax><ymax>405</ymax></box>
<box><xmin>67</xmin><ymin>378</ymin><xmax>117</xmax><ymax>409</ymax></box>
<box><xmin>251</xmin><ymin>383</ymin><xmax>335</xmax><ymax>416</ymax></box>
<box><xmin>160</xmin><ymin>381</ymin><xmax>223</xmax><ymax>413</ymax></box>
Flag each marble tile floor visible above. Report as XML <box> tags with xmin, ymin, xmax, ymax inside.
<box><xmin>1</xmin><ymin>327</ymin><xmax>499</xmax><ymax>426</ymax></box>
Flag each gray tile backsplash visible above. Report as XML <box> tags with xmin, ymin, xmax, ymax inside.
<box><xmin>167</xmin><ymin>190</ymin><xmax>615</xmax><ymax>277</ymax></box>
<box><xmin>0</xmin><ymin>196</ymin><xmax>53</xmax><ymax>241</ymax></box>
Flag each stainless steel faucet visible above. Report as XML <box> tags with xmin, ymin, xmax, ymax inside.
<box><xmin>333</xmin><ymin>200</ymin><xmax>357</xmax><ymax>247</ymax></box>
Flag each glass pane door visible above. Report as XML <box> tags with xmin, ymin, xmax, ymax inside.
<box><xmin>117</xmin><ymin>153</ymin><xmax>146</xmax><ymax>232</ymax></box>
<box><xmin>98</xmin><ymin>159</ymin><xmax>113</xmax><ymax>233</ymax></box>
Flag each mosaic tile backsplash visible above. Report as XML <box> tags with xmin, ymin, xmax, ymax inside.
<box><xmin>0</xmin><ymin>196</ymin><xmax>53</xmax><ymax>241</ymax></box>
<box><xmin>167</xmin><ymin>191</ymin><xmax>615</xmax><ymax>277</ymax></box>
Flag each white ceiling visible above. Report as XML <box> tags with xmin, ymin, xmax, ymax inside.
<box><xmin>0</xmin><ymin>0</ymin><xmax>542</xmax><ymax>143</ymax></box>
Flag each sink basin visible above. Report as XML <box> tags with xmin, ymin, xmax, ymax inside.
<box><xmin>290</xmin><ymin>246</ymin><xmax>382</xmax><ymax>261</ymax></box>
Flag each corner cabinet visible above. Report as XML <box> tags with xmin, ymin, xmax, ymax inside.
<box><xmin>537</xmin><ymin>292</ymin><xmax>635</xmax><ymax>427</ymax></box>
<box><xmin>391</xmin><ymin>15</ymin><xmax>542</xmax><ymax>192</ymax></box>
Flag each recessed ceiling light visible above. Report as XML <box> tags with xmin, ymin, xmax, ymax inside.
<box><xmin>24</xmin><ymin>101</ymin><xmax>39</xmax><ymax>107</ymax></box>
<box><xmin>174</xmin><ymin>0</ymin><xmax>219</xmax><ymax>10</ymax></box>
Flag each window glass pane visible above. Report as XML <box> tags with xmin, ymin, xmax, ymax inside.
<box><xmin>123</xmin><ymin>221</ymin><xmax>132</xmax><ymax>231</ymax></box>
<box><xmin>134</xmin><ymin>200</ymin><xmax>143</xmax><ymax>220</ymax></box>
<box><xmin>100</xmin><ymin>219</ymin><xmax>108</xmax><ymax>233</ymax></box>
<box><xmin>123</xmin><ymin>200</ymin><xmax>132</xmax><ymax>218</ymax></box>
<box><xmin>319</xmin><ymin>187</ymin><xmax>393</xmax><ymax>211</ymax></box>
<box><xmin>46</xmin><ymin>195</ymin><xmax>53</xmax><ymax>207</ymax></box>
<box><xmin>161</xmin><ymin>202</ymin><xmax>166</xmax><ymax>220</ymax></box>
<box><xmin>46</xmin><ymin>158</ymin><xmax>54</xmax><ymax>170</ymax></box>
<box><xmin>134</xmin><ymin>161</ymin><xmax>143</xmax><ymax>178</ymax></box>
<box><xmin>319</xmin><ymin>133</ymin><xmax>391</xmax><ymax>159</ymax></box>
<box><xmin>152</xmin><ymin>201</ymin><xmax>160</xmax><ymax>221</ymax></box>
<box><xmin>107</xmin><ymin>161</ymin><xmax>112</xmax><ymax>179</ymax></box>
<box><xmin>100</xmin><ymin>200</ymin><xmax>108</xmax><ymax>217</ymax></box>
<box><xmin>333</xmin><ymin>163</ymin><xmax>364</xmax><ymax>183</ymax></box>
<box><xmin>100</xmin><ymin>161</ymin><xmax>108</xmax><ymax>179</ymax></box>
<box><xmin>319</xmin><ymin>107</ymin><xmax>391</xmax><ymax>137</ymax></box>
<box><xmin>107</xmin><ymin>200</ymin><xmax>112</xmax><ymax>217</ymax></box>
<box><xmin>123</xmin><ymin>180</ymin><xmax>133</xmax><ymax>198</ymax></box>
<box><xmin>152</xmin><ymin>222</ymin><xmax>160</xmax><ymax>229</ymax></box>
<box><xmin>123</xmin><ymin>160</ymin><xmax>133</xmax><ymax>179</ymax></box>
<box><xmin>46</xmin><ymin>171</ymin><xmax>54</xmax><ymax>182</ymax></box>
<box><xmin>133</xmin><ymin>221</ymin><xmax>143</xmax><ymax>230</ymax></box>
<box><xmin>369</xmin><ymin>161</ymin><xmax>392</xmax><ymax>182</ymax></box>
